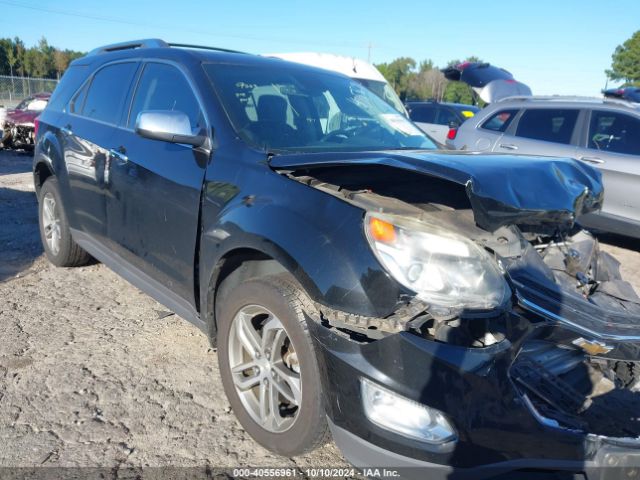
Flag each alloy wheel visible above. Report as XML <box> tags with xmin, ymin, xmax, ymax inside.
<box><xmin>228</xmin><ymin>304</ymin><xmax>302</xmax><ymax>433</ymax></box>
<box><xmin>42</xmin><ymin>192</ymin><xmax>61</xmax><ymax>256</ymax></box>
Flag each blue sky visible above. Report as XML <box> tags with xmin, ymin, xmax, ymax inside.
<box><xmin>1</xmin><ymin>0</ymin><xmax>638</xmax><ymax>96</ymax></box>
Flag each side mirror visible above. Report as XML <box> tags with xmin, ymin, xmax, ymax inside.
<box><xmin>135</xmin><ymin>110</ymin><xmax>205</xmax><ymax>147</ymax></box>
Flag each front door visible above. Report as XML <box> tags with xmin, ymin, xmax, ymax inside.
<box><xmin>106</xmin><ymin>61</ymin><xmax>210</xmax><ymax>308</ymax></box>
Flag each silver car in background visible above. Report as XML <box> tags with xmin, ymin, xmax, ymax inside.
<box><xmin>447</xmin><ymin>96</ymin><xmax>640</xmax><ymax>238</ymax></box>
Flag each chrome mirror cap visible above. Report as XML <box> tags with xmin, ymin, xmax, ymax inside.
<box><xmin>135</xmin><ymin>110</ymin><xmax>205</xmax><ymax>147</ymax></box>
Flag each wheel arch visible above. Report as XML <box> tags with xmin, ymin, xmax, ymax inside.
<box><xmin>205</xmin><ymin>247</ymin><xmax>304</xmax><ymax>346</ymax></box>
<box><xmin>34</xmin><ymin>159</ymin><xmax>54</xmax><ymax>198</ymax></box>
<box><xmin>33</xmin><ymin>129</ymin><xmax>64</xmax><ymax>198</ymax></box>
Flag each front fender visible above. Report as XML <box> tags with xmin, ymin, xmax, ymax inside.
<box><xmin>199</xmin><ymin>171</ymin><xmax>409</xmax><ymax>322</ymax></box>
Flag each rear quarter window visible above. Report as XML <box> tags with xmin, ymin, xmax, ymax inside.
<box><xmin>480</xmin><ymin>109</ymin><xmax>518</xmax><ymax>132</ymax></box>
<box><xmin>515</xmin><ymin>108</ymin><xmax>579</xmax><ymax>145</ymax></box>
<box><xmin>47</xmin><ymin>64</ymin><xmax>90</xmax><ymax>112</ymax></box>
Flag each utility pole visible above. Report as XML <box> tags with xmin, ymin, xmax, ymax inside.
<box><xmin>367</xmin><ymin>42</ymin><xmax>372</xmax><ymax>63</ymax></box>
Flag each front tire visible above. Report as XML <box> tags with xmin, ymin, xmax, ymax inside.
<box><xmin>216</xmin><ymin>275</ymin><xmax>329</xmax><ymax>456</ymax></box>
<box><xmin>38</xmin><ymin>178</ymin><xmax>91</xmax><ymax>267</ymax></box>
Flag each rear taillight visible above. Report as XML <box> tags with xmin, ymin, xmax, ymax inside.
<box><xmin>447</xmin><ymin>127</ymin><xmax>458</xmax><ymax>140</ymax></box>
<box><xmin>34</xmin><ymin>116</ymin><xmax>40</xmax><ymax>139</ymax></box>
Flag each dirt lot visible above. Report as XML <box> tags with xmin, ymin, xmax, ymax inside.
<box><xmin>0</xmin><ymin>150</ymin><xmax>350</xmax><ymax>478</ymax></box>
<box><xmin>1</xmin><ymin>149</ymin><xmax>639</xmax><ymax>478</ymax></box>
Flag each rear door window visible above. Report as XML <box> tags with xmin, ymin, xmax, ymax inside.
<box><xmin>481</xmin><ymin>109</ymin><xmax>518</xmax><ymax>132</ymax></box>
<box><xmin>409</xmin><ymin>105</ymin><xmax>437</xmax><ymax>123</ymax></box>
<box><xmin>80</xmin><ymin>62</ymin><xmax>138</xmax><ymax>125</ymax></box>
<box><xmin>128</xmin><ymin>62</ymin><xmax>203</xmax><ymax>132</ymax></box>
<box><xmin>589</xmin><ymin>110</ymin><xmax>640</xmax><ymax>155</ymax></box>
<box><xmin>515</xmin><ymin>108</ymin><xmax>579</xmax><ymax>145</ymax></box>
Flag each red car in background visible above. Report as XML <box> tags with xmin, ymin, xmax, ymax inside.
<box><xmin>1</xmin><ymin>92</ymin><xmax>51</xmax><ymax>149</ymax></box>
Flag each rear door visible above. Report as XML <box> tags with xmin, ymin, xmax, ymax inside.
<box><xmin>575</xmin><ymin>109</ymin><xmax>640</xmax><ymax>223</ymax></box>
<box><xmin>106</xmin><ymin>61</ymin><xmax>210</xmax><ymax>308</ymax></box>
<box><xmin>62</xmin><ymin>61</ymin><xmax>139</xmax><ymax>243</ymax></box>
<box><xmin>494</xmin><ymin>107</ymin><xmax>581</xmax><ymax>158</ymax></box>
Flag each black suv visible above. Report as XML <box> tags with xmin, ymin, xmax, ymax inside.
<box><xmin>34</xmin><ymin>39</ymin><xmax>640</xmax><ymax>479</ymax></box>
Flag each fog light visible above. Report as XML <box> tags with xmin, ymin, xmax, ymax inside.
<box><xmin>360</xmin><ymin>377</ymin><xmax>457</xmax><ymax>444</ymax></box>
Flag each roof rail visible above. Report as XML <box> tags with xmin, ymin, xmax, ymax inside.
<box><xmin>87</xmin><ymin>39</ymin><xmax>169</xmax><ymax>56</ymax></box>
<box><xmin>86</xmin><ymin>39</ymin><xmax>248</xmax><ymax>57</ymax></box>
<box><xmin>168</xmin><ymin>43</ymin><xmax>247</xmax><ymax>55</ymax></box>
<box><xmin>495</xmin><ymin>95</ymin><xmax>639</xmax><ymax>109</ymax></box>
<box><xmin>496</xmin><ymin>95</ymin><xmax>601</xmax><ymax>103</ymax></box>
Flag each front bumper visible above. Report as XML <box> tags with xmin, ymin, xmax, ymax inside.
<box><xmin>307</xmin><ymin>312</ymin><xmax>640</xmax><ymax>479</ymax></box>
<box><xmin>330</xmin><ymin>419</ymin><xmax>640</xmax><ymax>480</ymax></box>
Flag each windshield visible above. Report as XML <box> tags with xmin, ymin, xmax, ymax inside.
<box><xmin>204</xmin><ymin>63</ymin><xmax>436</xmax><ymax>153</ymax></box>
<box><xmin>354</xmin><ymin>78</ymin><xmax>407</xmax><ymax>116</ymax></box>
<box><xmin>15</xmin><ymin>97</ymin><xmax>47</xmax><ymax>111</ymax></box>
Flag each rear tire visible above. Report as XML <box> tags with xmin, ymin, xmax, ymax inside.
<box><xmin>216</xmin><ymin>275</ymin><xmax>329</xmax><ymax>456</ymax></box>
<box><xmin>38</xmin><ymin>178</ymin><xmax>91</xmax><ymax>267</ymax></box>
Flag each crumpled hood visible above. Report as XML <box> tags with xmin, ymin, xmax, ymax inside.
<box><xmin>5</xmin><ymin>109</ymin><xmax>38</xmax><ymax>125</ymax></box>
<box><xmin>269</xmin><ymin>150</ymin><xmax>604</xmax><ymax>232</ymax></box>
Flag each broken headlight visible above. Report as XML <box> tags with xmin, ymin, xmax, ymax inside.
<box><xmin>364</xmin><ymin>213</ymin><xmax>510</xmax><ymax>313</ymax></box>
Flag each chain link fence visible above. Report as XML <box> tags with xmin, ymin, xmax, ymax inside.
<box><xmin>0</xmin><ymin>75</ymin><xmax>59</xmax><ymax>108</ymax></box>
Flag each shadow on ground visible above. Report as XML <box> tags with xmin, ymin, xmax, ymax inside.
<box><xmin>0</xmin><ymin>149</ymin><xmax>33</xmax><ymax>175</ymax></box>
<box><xmin>0</xmin><ymin>186</ymin><xmax>42</xmax><ymax>282</ymax></box>
<box><xmin>595</xmin><ymin>232</ymin><xmax>640</xmax><ymax>252</ymax></box>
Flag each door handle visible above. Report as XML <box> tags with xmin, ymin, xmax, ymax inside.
<box><xmin>499</xmin><ymin>143</ymin><xmax>518</xmax><ymax>151</ymax></box>
<box><xmin>579</xmin><ymin>156</ymin><xmax>605</xmax><ymax>164</ymax></box>
<box><xmin>109</xmin><ymin>148</ymin><xmax>128</xmax><ymax>164</ymax></box>
<box><xmin>60</xmin><ymin>125</ymin><xmax>72</xmax><ymax>136</ymax></box>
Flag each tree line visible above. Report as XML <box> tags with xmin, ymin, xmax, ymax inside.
<box><xmin>606</xmin><ymin>30</ymin><xmax>640</xmax><ymax>86</ymax></box>
<box><xmin>1</xmin><ymin>30</ymin><xmax>637</xmax><ymax>102</ymax></box>
<box><xmin>376</xmin><ymin>30</ymin><xmax>640</xmax><ymax>105</ymax></box>
<box><xmin>0</xmin><ymin>37</ymin><xmax>85</xmax><ymax>80</ymax></box>
<box><xmin>375</xmin><ymin>56</ymin><xmax>481</xmax><ymax>105</ymax></box>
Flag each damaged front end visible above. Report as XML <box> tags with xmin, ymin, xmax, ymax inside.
<box><xmin>1</xmin><ymin>120</ymin><xmax>37</xmax><ymax>149</ymax></box>
<box><xmin>272</xmin><ymin>150</ymin><xmax>640</xmax><ymax>476</ymax></box>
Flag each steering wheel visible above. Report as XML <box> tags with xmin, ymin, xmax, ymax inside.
<box><xmin>320</xmin><ymin>123</ymin><xmax>386</xmax><ymax>144</ymax></box>
<box><xmin>320</xmin><ymin>129</ymin><xmax>352</xmax><ymax>143</ymax></box>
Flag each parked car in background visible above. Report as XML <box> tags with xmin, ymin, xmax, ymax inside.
<box><xmin>33</xmin><ymin>39</ymin><xmax>640</xmax><ymax>479</ymax></box>
<box><xmin>603</xmin><ymin>86</ymin><xmax>640</xmax><ymax>103</ymax></box>
<box><xmin>265</xmin><ymin>52</ymin><xmax>408</xmax><ymax>116</ymax></box>
<box><xmin>406</xmin><ymin>101</ymin><xmax>479</xmax><ymax>144</ymax></box>
<box><xmin>448</xmin><ymin>96</ymin><xmax>640</xmax><ymax>238</ymax></box>
<box><xmin>1</xmin><ymin>92</ymin><xmax>50</xmax><ymax>149</ymax></box>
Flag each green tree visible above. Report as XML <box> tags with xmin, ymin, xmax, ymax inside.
<box><xmin>443</xmin><ymin>81</ymin><xmax>474</xmax><ymax>104</ymax></box>
<box><xmin>376</xmin><ymin>57</ymin><xmax>416</xmax><ymax>100</ymax></box>
<box><xmin>607</xmin><ymin>30</ymin><xmax>640</xmax><ymax>85</ymax></box>
<box><xmin>406</xmin><ymin>61</ymin><xmax>447</xmax><ymax>101</ymax></box>
<box><xmin>0</xmin><ymin>36</ymin><xmax>84</xmax><ymax>79</ymax></box>
<box><xmin>53</xmin><ymin>50</ymin><xmax>71</xmax><ymax>79</ymax></box>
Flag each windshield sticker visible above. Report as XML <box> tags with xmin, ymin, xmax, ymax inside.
<box><xmin>380</xmin><ymin>113</ymin><xmax>423</xmax><ymax>136</ymax></box>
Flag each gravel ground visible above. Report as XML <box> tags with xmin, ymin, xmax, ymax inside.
<box><xmin>1</xmin><ymin>149</ymin><xmax>639</xmax><ymax>479</ymax></box>
<box><xmin>0</xmin><ymin>149</ymin><xmax>351</xmax><ymax>478</ymax></box>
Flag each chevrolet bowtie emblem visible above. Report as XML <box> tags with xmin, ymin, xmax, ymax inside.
<box><xmin>572</xmin><ymin>337</ymin><xmax>613</xmax><ymax>356</ymax></box>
